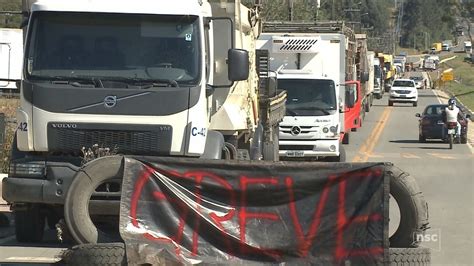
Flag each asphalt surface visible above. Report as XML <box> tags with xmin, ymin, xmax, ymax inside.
<box><xmin>0</xmin><ymin>76</ymin><xmax>473</xmax><ymax>265</ymax></box>
<box><xmin>345</xmin><ymin>86</ymin><xmax>473</xmax><ymax>265</ymax></box>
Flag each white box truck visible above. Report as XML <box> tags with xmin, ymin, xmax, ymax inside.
<box><xmin>0</xmin><ymin>28</ymin><xmax>23</xmax><ymax>92</ymax></box>
<box><xmin>257</xmin><ymin>21</ymin><xmax>359</xmax><ymax>162</ymax></box>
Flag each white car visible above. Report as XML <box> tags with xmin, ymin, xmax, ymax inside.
<box><xmin>410</xmin><ymin>76</ymin><xmax>425</xmax><ymax>89</ymax></box>
<box><xmin>389</xmin><ymin>79</ymin><xmax>418</xmax><ymax>107</ymax></box>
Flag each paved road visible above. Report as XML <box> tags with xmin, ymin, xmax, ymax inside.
<box><xmin>345</xmin><ymin>87</ymin><xmax>474</xmax><ymax>265</ymax></box>
<box><xmin>0</xmin><ymin>86</ymin><xmax>473</xmax><ymax>265</ymax></box>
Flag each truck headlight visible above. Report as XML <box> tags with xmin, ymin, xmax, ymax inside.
<box><xmin>330</xmin><ymin>126</ymin><xmax>338</xmax><ymax>133</ymax></box>
<box><xmin>323</xmin><ymin>127</ymin><xmax>329</xmax><ymax>133</ymax></box>
<box><xmin>9</xmin><ymin>161</ymin><xmax>46</xmax><ymax>178</ymax></box>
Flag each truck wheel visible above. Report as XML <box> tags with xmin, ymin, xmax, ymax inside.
<box><xmin>365</xmin><ymin>100</ymin><xmax>370</xmax><ymax>112</ymax></box>
<box><xmin>61</xmin><ymin>243</ymin><xmax>126</xmax><ymax>266</ymax></box>
<box><xmin>14</xmin><ymin>204</ymin><xmax>45</xmax><ymax>243</ymax></box>
<box><xmin>389</xmin><ymin>247</ymin><xmax>431</xmax><ymax>265</ymax></box>
<box><xmin>342</xmin><ymin>133</ymin><xmax>349</xmax><ymax>144</ymax></box>
<box><xmin>64</xmin><ymin>156</ymin><xmax>124</xmax><ymax>244</ymax></box>
<box><xmin>389</xmin><ymin>101</ymin><xmax>393</xmax><ymax>106</ymax></box>
<box><xmin>418</xmin><ymin>135</ymin><xmax>426</xmax><ymax>143</ymax></box>
<box><xmin>387</xmin><ymin>164</ymin><xmax>429</xmax><ymax>247</ymax></box>
<box><xmin>460</xmin><ymin>133</ymin><xmax>467</xmax><ymax>144</ymax></box>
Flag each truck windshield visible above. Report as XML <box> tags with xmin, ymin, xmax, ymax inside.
<box><xmin>25</xmin><ymin>12</ymin><xmax>201</xmax><ymax>86</ymax></box>
<box><xmin>278</xmin><ymin>79</ymin><xmax>337</xmax><ymax>116</ymax></box>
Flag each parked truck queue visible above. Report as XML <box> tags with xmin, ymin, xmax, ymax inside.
<box><xmin>0</xmin><ymin>0</ymin><xmax>444</xmax><ymax>265</ymax></box>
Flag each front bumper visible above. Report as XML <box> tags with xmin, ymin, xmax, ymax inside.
<box><xmin>390</xmin><ymin>95</ymin><xmax>417</xmax><ymax>102</ymax></box>
<box><xmin>279</xmin><ymin>139</ymin><xmax>339</xmax><ymax>158</ymax></box>
<box><xmin>2</xmin><ymin>161</ymin><xmax>79</xmax><ymax>205</ymax></box>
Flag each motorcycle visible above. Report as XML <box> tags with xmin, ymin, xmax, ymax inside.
<box><xmin>446</xmin><ymin>122</ymin><xmax>458</xmax><ymax>149</ymax></box>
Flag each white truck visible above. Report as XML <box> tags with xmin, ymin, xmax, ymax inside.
<box><xmin>0</xmin><ymin>28</ymin><xmax>23</xmax><ymax>92</ymax></box>
<box><xmin>464</xmin><ymin>41</ymin><xmax>472</xmax><ymax>53</ymax></box>
<box><xmin>373</xmin><ymin>57</ymin><xmax>384</xmax><ymax>99</ymax></box>
<box><xmin>257</xmin><ymin>21</ymin><xmax>359</xmax><ymax>162</ymax></box>
<box><xmin>1</xmin><ymin>0</ymin><xmax>286</xmax><ymax>243</ymax></box>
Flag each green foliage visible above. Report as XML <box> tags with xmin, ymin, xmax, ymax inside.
<box><xmin>255</xmin><ymin>0</ymin><xmax>392</xmax><ymax>35</ymax></box>
<box><xmin>0</xmin><ymin>0</ymin><xmax>22</xmax><ymax>28</ymax></box>
<box><xmin>401</xmin><ymin>0</ymin><xmax>456</xmax><ymax>50</ymax></box>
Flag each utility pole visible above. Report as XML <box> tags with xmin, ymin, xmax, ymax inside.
<box><xmin>288</xmin><ymin>0</ymin><xmax>294</xmax><ymax>21</ymax></box>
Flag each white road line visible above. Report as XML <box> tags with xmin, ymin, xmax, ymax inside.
<box><xmin>3</xmin><ymin>256</ymin><xmax>62</xmax><ymax>263</ymax></box>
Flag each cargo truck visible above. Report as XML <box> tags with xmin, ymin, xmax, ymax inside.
<box><xmin>373</xmin><ymin>57</ymin><xmax>384</xmax><ymax>99</ymax></box>
<box><xmin>0</xmin><ymin>28</ymin><xmax>23</xmax><ymax>93</ymax></box>
<box><xmin>430</xmin><ymin>42</ymin><xmax>442</xmax><ymax>54</ymax></box>
<box><xmin>1</xmin><ymin>0</ymin><xmax>287</xmax><ymax>243</ymax></box>
<box><xmin>258</xmin><ymin>21</ymin><xmax>360</xmax><ymax>161</ymax></box>
<box><xmin>378</xmin><ymin>53</ymin><xmax>395</xmax><ymax>92</ymax></box>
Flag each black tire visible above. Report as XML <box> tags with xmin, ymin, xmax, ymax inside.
<box><xmin>389</xmin><ymin>101</ymin><xmax>393</xmax><ymax>106</ymax></box>
<box><xmin>365</xmin><ymin>100</ymin><xmax>370</xmax><ymax>112</ymax></box>
<box><xmin>413</xmin><ymin>102</ymin><xmax>418</xmax><ymax>107</ymax></box>
<box><xmin>448</xmin><ymin>134</ymin><xmax>453</xmax><ymax>149</ymax></box>
<box><xmin>389</xmin><ymin>247</ymin><xmax>431</xmax><ymax>265</ymax></box>
<box><xmin>342</xmin><ymin>133</ymin><xmax>349</xmax><ymax>144</ymax></box>
<box><xmin>14</xmin><ymin>204</ymin><xmax>45</xmax><ymax>243</ymax></box>
<box><xmin>460</xmin><ymin>133</ymin><xmax>467</xmax><ymax>144</ymax></box>
<box><xmin>336</xmin><ymin>145</ymin><xmax>346</xmax><ymax>162</ymax></box>
<box><xmin>64</xmin><ymin>156</ymin><xmax>124</xmax><ymax>244</ymax></box>
<box><xmin>388</xmin><ymin>164</ymin><xmax>429</xmax><ymax>247</ymax></box>
<box><xmin>62</xmin><ymin>243</ymin><xmax>126</xmax><ymax>266</ymax></box>
<box><xmin>418</xmin><ymin>135</ymin><xmax>426</xmax><ymax>143</ymax></box>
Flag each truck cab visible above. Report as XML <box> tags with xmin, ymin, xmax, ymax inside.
<box><xmin>2</xmin><ymin>0</ymin><xmax>287</xmax><ymax>243</ymax></box>
<box><xmin>276</xmin><ymin>71</ymin><xmax>341</xmax><ymax>160</ymax></box>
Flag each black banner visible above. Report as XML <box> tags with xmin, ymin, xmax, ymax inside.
<box><xmin>119</xmin><ymin>157</ymin><xmax>389</xmax><ymax>265</ymax></box>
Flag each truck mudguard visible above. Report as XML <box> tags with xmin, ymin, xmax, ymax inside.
<box><xmin>119</xmin><ymin>157</ymin><xmax>391</xmax><ymax>264</ymax></box>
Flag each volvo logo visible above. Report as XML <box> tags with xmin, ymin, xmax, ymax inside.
<box><xmin>104</xmin><ymin>95</ymin><xmax>117</xmax><ymax>108</ymax></box>
<box><xmin>290</xmin><ymin>126</ymin><xmax>301</xmax><ymax>136</ymax></box>
<box><xmin>51</xmin><ymin>123</ymin><xmax>77</xmax><ymax>129</ymax></box>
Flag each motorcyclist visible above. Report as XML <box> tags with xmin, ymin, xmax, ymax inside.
<box><xmin>444</xmin><ymin>98</ymin><xmax>461</xmax><ymax>140</ymax></box>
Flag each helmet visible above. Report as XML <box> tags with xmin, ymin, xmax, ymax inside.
<box><xmin>448</xmin><ymin>98</ymin><xmax>456</xmax><ymax>106</ymax></box>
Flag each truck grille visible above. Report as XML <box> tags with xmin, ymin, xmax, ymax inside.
<box><xmin>47</xmin><ymin>123</ymin><xmax>172</xmax><ymax>155</ymax></box>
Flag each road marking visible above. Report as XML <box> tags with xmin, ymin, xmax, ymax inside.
<box><xmin>352</xmin><ymin>107</ymin><xmax>393</xmax><ymax>162</ymax></box>
<box><xmin>401</xmin><ymin>153</ymin><xmax>421</xmax><ymax>159</ymax></box>
<box><xmin>3</xmin><ymin>256</ymin><xmax>62</xmax><ymax>263</ymax></box>
<box><xmin>427</xmin><ymin>153</ymin><xmax>456</xmax><ymax>160</ymax></box>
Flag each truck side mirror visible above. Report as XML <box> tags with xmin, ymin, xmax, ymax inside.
<box><xmin>228</xmin><ymin>49</ymin><xmax>249</xmax><ymax>81</ymax></box>
<box><xmin>361</xmin><ymin>72</ymin><xmax>369</xmax><ymax>82</ymax></box>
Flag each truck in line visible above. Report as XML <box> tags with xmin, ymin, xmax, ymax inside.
<box><xmin>378</xmin><ymin>53</ymin><xmax>396</xmax><ymax>92</ymax></box>
<box><xmin>355</xmin><ymin>34</ymin><xmax>372</xmax><ymax>116</ymax></box>
<box><xmin>0</xmin><ymin>28</ymin><xmax>23</xmax><ymax>93</ymax></box>
<box><xmin>431</xmin><ymin>42</ymin><xmax>442</xmax><ymax>54</ymax></box>
<box><xmin>257</xmin><ymin>21</ymin><xmax>361</xmax><ymax>161</ymax></box>
<box><xmin>2</xmin><ymin>0</ymin><xmax>287</xmax><ymax>243</ymax></box>
<box><xmin>373</xmin><ymin>57</ymin><xmax>384</xmax><ymax>99</ymax></box>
